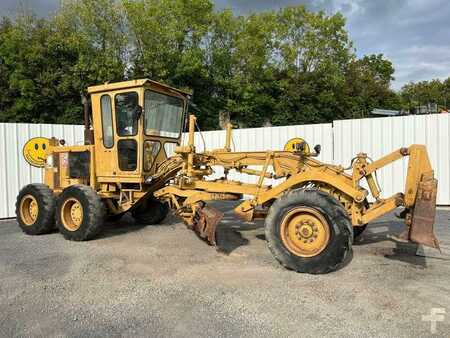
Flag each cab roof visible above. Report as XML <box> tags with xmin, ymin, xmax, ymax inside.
<box><xmin>87</xmin><ymin>79</ymin><xmax>192</xmax><ymax>96</ymax></box>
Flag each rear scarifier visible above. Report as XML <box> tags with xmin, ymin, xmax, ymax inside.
<box><xmin>265</xmin><ymin>189</ymin><xmax>353</xmax><ymax>274</ymax></box>
<box><xmin>56</xmin><ymin>185</ymin><xmax>105</xmax><ymax>241</ymax></box>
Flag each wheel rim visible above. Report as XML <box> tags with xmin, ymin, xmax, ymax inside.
<box><xmin>20</xmin><ymin>194</ymin><xmax>39</xmax><ymax>226</ymax></box>
<box><xmin>280</xmin><ymin>207</ymin><xmax>330</xmax><ymax>257</ymax></box>
<box><xmin>61</xmin><ymin>198</ymin><xmax>83</xmax><ymax>231</ymax></box>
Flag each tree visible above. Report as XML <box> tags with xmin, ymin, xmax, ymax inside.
<box><xmin>400</xmin><ymin>79</ymin><xmax>447</xmax><ymax>112</ymax></box>
<box><xmin>0</xmin><ymin>17</ymin><xmax>14</xmax><ymax>118</ymax></box>
<box><xmin>52</xmin><ymin>0</ymin><xmax>128</xmax><ymax>122</ymax></box>
<box><xmin>0</xmin><ymin>1</ymin><xmax>407</xmax><ymax>128</ymax></box>
<box><xmin>0</xmin><ymin>1</ymin><xmax>128</xmax><ymax>123</ymax></box>
<box><xmin>0</xmin><ymin>14</ymin><xmax>72</xmax><ymax>123</ymax></box>
<box><xmin>124</xmin><ymin>0</ymin><xmax>212</xmax><ymax>80</ymax></box>
<box><xmin>123</xmin><ymin>0</ymin><xmax>214</xmax><ymax>127</ymax></box>
<box><xmin>272</xmin><ymin>8</ymin><xmax>353</xmax><ymax>125</ymax></box>
<box><xmin>213</xmin><ymin>11</ymin><xmax>279</xmax><ymax>127</ymax></box>
<box><xmin>342</xmin><ymin>54</ymin><xmax>399</xmax><ymax>118</ymax></box>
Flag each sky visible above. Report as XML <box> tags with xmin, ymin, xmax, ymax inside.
<box><xmin>1</xmin><ymin>0</ymin><xmax>449</xmax><ymax>90</ymax></box>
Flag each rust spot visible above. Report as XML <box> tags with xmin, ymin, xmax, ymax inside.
<box><xmin>191</xmin><ymin>204</ymin><xmax>223</xmax><ymax>246</ymax></box>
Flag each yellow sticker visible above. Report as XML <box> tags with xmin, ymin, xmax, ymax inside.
<box><xmin>284</xmin><ymin>137</ymin><xmax>310</xmax><ymax>154</ymax></box>
<box><xmin>23</xmin><ymin>137</ymin><xmax>50</xmax><ymax>168</ymax></box>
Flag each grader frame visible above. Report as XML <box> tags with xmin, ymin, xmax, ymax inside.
<box><xmin>16</xmin><ymin>79</ymin><xmax>439</xmax><ymax>274</ymax></box>
<box><xmin>154</xmin><ymin>115</ymin><xmax>439</xmax><ymax>249</ymax></box>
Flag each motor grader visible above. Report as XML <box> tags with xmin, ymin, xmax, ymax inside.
<box><xmin>16</xmin><ymin>79</ymin><xmax>440</xmax><ymax>274</ymax></box>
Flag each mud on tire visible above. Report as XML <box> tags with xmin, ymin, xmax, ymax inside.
<box><xmin>265</xmin><ymin>189</ymin><xmax>353</xmax><ymax>274</ymax></box>
<box><xmin>56</xmin><ymin>185</ymin><xmax>105</xmax><ymax>241</ymax></box>
<box><xmin>16</xmin><ymin>184</ymin><xmax>56</xmax><ymax>235</ymax></box>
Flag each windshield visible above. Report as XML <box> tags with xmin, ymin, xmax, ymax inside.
<box><xmin>144</xmin><ymin>90</ymin><xmax>184</xmax><ymax>138</ymax></box>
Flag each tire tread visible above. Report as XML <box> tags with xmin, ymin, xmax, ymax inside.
<box><xmin>265</xmin><ymin>189</ymin><xmax>353</xmax><ymax>274</ymax></box>
<box><xmin>56</xmin><ymin>185</ymin><xmax>105</xmax><ymax>241</ymax></box>
<box><xmin>15</xmin><ymin>183</ymin><xmax>55</xmax><ymax>235</ymax></box>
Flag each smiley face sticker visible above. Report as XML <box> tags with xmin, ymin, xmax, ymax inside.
<box><xmin>284</xmin><ymin>137</ymin><xmax>310</xmax><ymax>154</ymax></box>
<box><xmin>23</xmin><ymin>137</ymin><xmax>50</xmax><ymax>168</ymax></box>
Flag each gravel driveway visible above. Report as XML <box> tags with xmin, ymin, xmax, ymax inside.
<box><xmin>1</xmin><ymin>202</ymin><xmax>449</xmax><ymax>337</ymax></box>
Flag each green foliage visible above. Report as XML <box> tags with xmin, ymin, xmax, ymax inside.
<box><xmin>272</xmin><ymin>8</ymin><xmax>353</xmax><ymax>125</ymax></box>
<box><xmin>0</xmin><ymin>1</ymin><xmax>128</xmax><ymax>123</ymax></box>
<box><xmin>400</xmin><ymin>79</ymin><xmax>450</xmax><ymax>111</ymax></box>
<box><xmin>0</xmin><ymin>1</ymin><xmax>410</xmax><ymax>128</ymax></box>
<box><xmin>342</xmin><ymin>54</ymin><xmax>399</xmax><ymax>118</ymax></box>
<box><xmin>0</xmin><ymin>15</ymin><xmax>74</xmax><ymax>123</ymax></box>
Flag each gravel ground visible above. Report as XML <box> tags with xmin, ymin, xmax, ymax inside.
<box><xmin>0</xmin><ymin>202</ymin><xmax>449</xmax><ymax>337</ymax></box>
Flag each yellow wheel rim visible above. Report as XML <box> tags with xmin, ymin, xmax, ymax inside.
<box><xmin>280</xmin><ymin>207</ymin><xmax>330</xmax><ymax>257</ymax></box>
<box><xmin>61</xmin><ymin>198</ymin><xmax>83</xmax><ymax>231</ymax></box>
<box><xmin>19</xmin><ymin>194</ymin><xmax>39</xmax><ymax>226</ymax></box>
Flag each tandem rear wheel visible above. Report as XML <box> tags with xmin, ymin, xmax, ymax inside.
<box><xmin>265</xmin><ymin>189</ymin><xmax>353</xmax><ymax>274</ymax></box>
<box><xmin>16</xmin><ymin>184</ymin><xmax>56</xmax><ymax>235</ymax></box>
<box><xmin>56</xmin><ymin>185</ymin><xmax>105</xmax><ymax>241</ymax></box>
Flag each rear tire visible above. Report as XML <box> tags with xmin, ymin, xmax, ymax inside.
<box><xmin>15</xmin><ymin>184</ymin><xmax>56</xmax><ymax>235</ymax></box>
<box><xmin>56</xmin><ymin>185</ymin><xmax>105</xmax><ymax>241</ymax></box>
<box><xmin>265</xmin><ymin>189</ymin><xmax>353</xmax><ymax>274</ymax></box>
<box><xmin>131</xmin><ymin>198</ymin><xmax>169</xmax><ymax>225</ymax></box>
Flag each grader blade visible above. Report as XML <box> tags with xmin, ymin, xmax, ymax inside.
<box><xmin>192</xmin><ymin>205</ymin><xmax>223</xmax><ymax>246</ymax></box>
<box><xmin>409</xmin><ymin>176</ymin><xmax>440</xmax><ymax>249</ymax></box>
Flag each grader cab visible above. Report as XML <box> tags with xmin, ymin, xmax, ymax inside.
<box><xmin>16</xmin><ymin>79</ymin><xmax>440</xmax><ymax>274</ymax></box>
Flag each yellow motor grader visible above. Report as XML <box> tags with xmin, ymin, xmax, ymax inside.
<box><xmin>16</xmin><ymin>79</ymin><xmax>440</xmax><ymax>274</ymax></box>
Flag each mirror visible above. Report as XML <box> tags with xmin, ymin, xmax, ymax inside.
<box><xmin>314</xmin><ymin>144</ymin><xmax>321</xmax><ymax>155</ymax></box>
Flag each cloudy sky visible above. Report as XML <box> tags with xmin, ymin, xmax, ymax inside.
<box><xmin>1</xmin><ymin>0</ymin><xmax>449</xmax><ymax>90</ymax></box>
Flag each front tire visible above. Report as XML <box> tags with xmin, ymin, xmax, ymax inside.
<box><xmin>353</xmin><ymin>224</ymin><xmax>367</xmax><ymax>239</ymax></box>
<box><xmin>56</xmin><ymin>185</ymin><xmax>105</xmax><ymax>241</ymax></box>
<box><xmin>265</xmin><ymin>189</ymin><xmax>353</xmax><ymax>274</ymax></box>
<box><xmin>15</xmin><ymin>184</ymin><xmax>56</xmax><ymax>235</ymax></box>
<box><xmin>107</xmin><ymin>213</ymin><xmax>124</xmax><ymax>222</ymax></box>
<box><xmin>131</xmin><ymin>198</ymin><xmax>169</xmax><ymax>225</ymax></box>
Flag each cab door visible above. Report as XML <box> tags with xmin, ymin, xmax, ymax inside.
<box><xmin>93</xmin><ymin>89</ymin><xmax>142</xmax><ymax>181</ymax></box>
<box><xmin>114</xmin><ymin>91</ymin><xmax>140</xmax><ymax>176</ymax></box>
<box><xmin>93</xmin><ymin>93</ymin><xmax>118</xmax><ymax>179</ymax></box>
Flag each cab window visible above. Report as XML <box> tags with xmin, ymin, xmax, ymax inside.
<box><xmin>115</xmin><ymin>92</ymin><xmax>139</xmax><ymax>136</ymax></box>
<box><xmin>143</xmin><ymin>140</ymin><xmax>161</xmax><ymax>172</ymax></box>
<box><xmin>144</xmin><ymin>90</ymin><xmax>183</xmax><ymax>138</ymax></box>
<box><xmin>100</xmin><ymin>95</ymin><xmax>114</xmax><ymax>148</ymax></box>
<box><xmin>118</xmin><ymin>139</ymin><xmax>137</xmax><ymax>171</ymax></box>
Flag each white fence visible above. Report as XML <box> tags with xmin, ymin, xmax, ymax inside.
<box><xmin>0</xmin><ymin>114</ymin><xmax>449</xmax><ymax>218</ymax></box>
<box><xmin>0</xmin><ymin>123</ymin><xmax>84</xmax><ymax>218</ymax></box>
<box><xmin>333</xmin><ymin>114</ymin><xmax>450</xmax><ymax>205</ymax></box>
